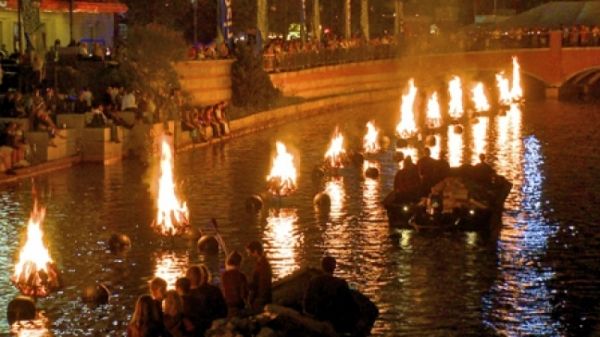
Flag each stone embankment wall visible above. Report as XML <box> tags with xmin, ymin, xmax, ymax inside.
<box><xmin>174</xmin><ymin>60</ymin><xmax>234</xmax><ymax>106</ymax></box>
<box><xmin>269</xmin><ymin>59</ymin><xmax>405</xmax><ymax>99</ymax></box>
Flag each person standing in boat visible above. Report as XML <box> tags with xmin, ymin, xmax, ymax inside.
<box><xmin>246</xmin><ymin>240</ymin><xmax>273</xmax><ymax>312</ymax></box>
<box><xmin>473</xmin><ymin>153</ymin><xmax>496</xmax><ymax>186</ymax></box>
<box><xmin>417</xmin><ymin>147</ymin><xmax>437</xmax><ymax>197</ymax></box>
<box><xmin>304</xmin><ymin>256</ymin><xmax>360</xmax><ymax>334</ymax></box>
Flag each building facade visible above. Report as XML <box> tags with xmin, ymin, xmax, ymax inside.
<box><xmin>0</xmin><ymin>0</ymin><xmax>126</xmax><ymax>52</ymax></box>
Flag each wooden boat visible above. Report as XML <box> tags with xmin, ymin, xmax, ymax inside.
<box><xmin>385</xmin><ymin>173</ymin><xmax>512</xmax><ymax>232</ymax></box>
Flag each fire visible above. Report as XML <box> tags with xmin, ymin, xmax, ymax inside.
<box><xmin>511</xmin><ymin>56</ymin><xmax>523</xmax><ymax>101</ymax></box>
<box><xmin>267</xmin><ymin>141</ymin><xmax>297</xmax><ymax>196</ymax></box>
<box><xmin>396</xmin><ymin>79</ymin><xmax>418</xmax><ymax>139</ymax></box>
<box><xmin>363</xmin><ymin>122</ymin><xmax>380</xmax><ymax>154</ymax></box>
<box><xmin>324</xmin><ymin>128</ymin><xmax>346</xmax><ymax>168</ymax></box>
<box><xmin>496</xmin><ymin>73</ymin><xmax>512</xmax><ymax>105</ymax></box>
<box><xmin>12</xmin><ymin>202</ymin><xmax>60</xmax><ymax>297</ymax></box>
<box><xmin>154</xmin><ymin>138</ymin><xmax>189</xmax><ymax>236</ymax></box>
<box><xmin>425</xmin><ymin>92</ymin><xmax>442</xmax><ymax>129</ymax></box>
<box><xmin>471</xmin><ymin>82</ymin><xmax>490</xmax><ymax>112</ymax></box>
<box><xmin>448</xmin><ymin>76</ymin><xmax>464</xmax><ymax>119</ymax></box>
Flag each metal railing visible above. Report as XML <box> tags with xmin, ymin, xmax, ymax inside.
<box><xmin>263</xmin><ymin>44</ymin><xmax>400</xmax><ymax>73</ymax></box>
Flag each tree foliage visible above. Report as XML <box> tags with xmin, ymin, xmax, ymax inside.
<box><xmin>231</xmin><ymin>45</ymin><xmax>280</xmax><ymax>109</ymax></box>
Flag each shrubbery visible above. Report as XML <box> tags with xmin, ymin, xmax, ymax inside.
<box><xmin>231</xmin><ymin>45</ymin><xmax>280</xmax><ymax>110</ymax></box>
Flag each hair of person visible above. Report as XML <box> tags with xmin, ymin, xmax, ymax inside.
<box><xmin>186</xmin><ymin>266</ymin><xmax>201</xmax><ymax>287</ymax></box>
<box><xmin>149</xmin><ymin>277</ymin><xmax>167</xmax><ymax>294</ymax></box>
<box><xmin>321</xmin><ymin>256</ymin><xmax>337</xmax><ymax>274</ymax></box>
<box><xmin>175</xmin><ymin>277</ymin><xmax>191</xmax><ymax>294</ymax></box>
<box><xmin>246</xmin><ymin>240</ymin><xmax>264</xmax><ymax>255</ymax></box>
<box><xmin>226</xmin><ymin>251</ymin><xmax>242</xmax><ymax>267</ymax></box>
<box><xmin>163</xmin><ymin>290</ymin><xmax>183</xmax><ymax>317</ymax></box>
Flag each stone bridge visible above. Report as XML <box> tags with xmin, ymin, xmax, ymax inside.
<box><xmin>403</xmin><ymin>31</ymin><xmax>600</xmax><ymax>98</ymax></box>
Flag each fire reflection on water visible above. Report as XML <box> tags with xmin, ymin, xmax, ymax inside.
<box><xmin>325</xmin><ymin>178</ymin><xmax>345</xmax><ymax>221</ymax></box>
<box><xmin>447</xmin><ymin>127</ymin><xmax>464</xmax><ymax>167</ymax></box>
<box><xmin>471</xmin><ymin>117</ymin><xmax>489</xmax><ymax>164</ymax></box>
<box><xmin>154</xmin><ymin>251</ymin><xmax>189</xmax><ymax>289</ymax></box>
<box><xmin>264</xmin><ymin>209</ymin><xmax>301</xmax><ymax>280</ymax></box>
<box><xmin>10</xmin><ymin>313</ymin><xmax>49</xmax><ymax>337</ymax></box>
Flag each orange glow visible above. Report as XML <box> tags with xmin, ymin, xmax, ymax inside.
<box><xmin>429</xmin><ymin>134</ymin><xmax>441</xmax><ymax>160</ymax></box>
<box><xmin>426</xmin><ymin>92</ymin><xmax>442</xmax><ymax>129</ymax></box>
<box><xmin>265</xmin><ymin>209</ymin><xmax>300</xmax><ymax>280</ymax></box>
<box><xmin>325</xmin><ymin>128</ymin><xmax>346</xmax><ymax>168</ymax></box>
<box><xmin>396</xmin><ymin>79</ymin><xmax>418</xmax><ymax>139</ymax></box>
<box><xmin>472</xmin><ymin>82</ymin><xmax>490</xmax><ymax>112</ymax></box>
<box><xmin>448</xmin><ymin>76</ymin><xmax>464</xmax><ymax>119</ymax></box>
<box><xmin>363</xmin><ymin>122</ymin><xmax>380</xmax><ymax>154</ymax></box>
<box><xmin>511</xmin><ymin>56</ymin><xmax>523</xmax><ymax>101</ymax></box>
<box><xmin>12</xmin><ymin>202</ymin><xmax>60</xmax><ymax>297</ymax></box>
<box><xmin>472</xmin><ymin>117</ymin><xmax>489</xmax><ymax>164</ymax></box>
<box><xmin>154</xmin><ymin>251</ymin><xmax>188</xmax><ymax>289</ymax></box>
<box><xmin>154</xmin><ymin>138</ymin><xmax>189</xmax><ymax>236</ymax></box>
<box><xmin>447</xmin><ymin>127</ymin><xmax>463</xmax><ymax>167</ymax></box>
<box><xmin>267</xmin><ymin>142</ymin><xmax>298</xmax><ymax>196</ymax></box>
<box><xmin>496</xmin><ymin>73</ymin><xmax>512</xmax><ymax>105</ymax></box>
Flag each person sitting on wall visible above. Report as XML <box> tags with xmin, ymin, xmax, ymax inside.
<box><xmin>212</xmin><ymin>103</ymin><xmax>229</xmax><ymax>136</ymax></box>
<box><xmin>203</xmin><ymin>106</ymin><xmax>221</xmax><ymax>138</ymax></box>
<box><xmin>121</xmin><ymin>89</ymin><xmax>138</xmax><ymax>112</ymax></box>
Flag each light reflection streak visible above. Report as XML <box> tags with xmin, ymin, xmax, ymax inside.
<box><xmin>447</xmin><ymin>127</ymin><xmax>463</xmax><ymax>167</ymax></box>
<box><xmin>471</xmin><ymin>117</ymin><xmax>489</xmax><ymax>164</ymax></box>
<box><xmin>495</xmin><ymin>114</ymin><xmax>510</xmax><ymax>178</ymax></box>
<box><xmin>429</xmin><ymin>134</ymin><xmax>441</xmax><ymax>160</ymax></box>
<box><xmin>265</xmin><ymin>209</ymin><xmax>300</xmax><ymax>280</ymax></box>
<box><xmin>154</xmin><ymin>251</ymin><xmax>188</xmax><ymax>289</ymax></box>
<box><xmin>485</xmin><ymin>135</ymin><xmax>561</xmax><ymax>336</ymax></box>
<box><xmin>325</xmin><ymin>178</ymin><xmax>345</xmax><ymax>221</ymax></box>
<box><xmin>362</xmin><ymin>161</ymin><xmax>383</xmax><ymax>218</ymax></box>
<box><xmin>10</xmin><ymin>313</ymin><xmax>49</xmax><ymax>337</ymax></box>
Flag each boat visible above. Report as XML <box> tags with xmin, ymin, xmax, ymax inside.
<box><xmin>385</xmin><ymin>172</ymin><xmax>512</xmax><ymax>232</ymax></box>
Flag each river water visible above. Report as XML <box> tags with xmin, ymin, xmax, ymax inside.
<box><xmin>1</xmin><ymin>99</ymin><xmax>599</xmax><ymax>337</ymax></box>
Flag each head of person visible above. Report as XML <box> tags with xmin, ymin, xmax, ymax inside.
<box><xmin>198</xmin><ymin>264</ymin><xmax>211</xmax><ymax>286</ymax></box>
<box><xmin>186</xmin><ymin>266</ymin><xmax>201</xmax><ymax>288</ymax></box>
<box><xmin>422</xmin><ymin>147</ymin><xmax>431</xmax><ymax>158</ymax></box>
<box><xmin>404</xmin><ymin>155</ymin><xmax>413</xmax><ymax>166</ymax></box>
<box><xmin>163</xmin><ymin>290</ymin><xmax>183</xmax><ymax>317</ymax></box>
<box><xmin>130</xmin><ymin>295</ymin><xmax>160</xmax><ymax>327</ymax></box>
<box><xmin>321</xmin><ymin>256</ymin><xmax>337</xmax><ymax>275</ymax></box>
<box><xmin>246</xmin><ymin>240</ymin><xmax>264</xmax><ymax>258</ymax></box>
<box><xmin>148</xmin><ymin>277</ymin><xmax>167</xmax><ymax>301</ymax></box>
<box><xmin>479</xmin><ymin>153</ymin><xmax>486</xmax><ymax>163</ymax></box>
<box><xmin>226</xmin><ymin>251</ymin><xmax>242</xmax><ymax>269</ymax></box>
<box><xmin>175</xmin><ymin>277</ymin><xmax>191</xmax><ymax>296</ymax></box>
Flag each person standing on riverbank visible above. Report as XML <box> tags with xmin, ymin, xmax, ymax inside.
<box><xmin>246</xmin><ymin>241</ymin><xmax>272</xmax><ymax>312</ymax></box>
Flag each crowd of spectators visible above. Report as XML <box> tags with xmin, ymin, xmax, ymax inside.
<box><xmin>181</xmin><ymin>101</ymin><xmax>230</xmax><ymax>143</ymax></box>
<box><xmin>128</xmin><ymin>241</ymin><xmax>359</xmax><ymax>337</ymax></box>
<box><xmin>263</xmin><ymin>34</ymin><xmax>398</xmax><ymax>72</ymax></box>
<box><xmin>187</xmin><ymin>42</ymin><xmax>231</xmax><ymax>61</ymax></box>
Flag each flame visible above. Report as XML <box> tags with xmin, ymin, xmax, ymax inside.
<box><xmin>472</xmin><ymin>82</ymin><xmax>490</xmax><ymax>112</ymax></box>
<box><xmin>267</xmin><ymin>142</ymin><xmax>297</xmax><ymax>196</ymax></box>
<box><xmin>496</xmin><ymin>73</ymin><xmax>512</xmax><ymax>105</ymax></box>
<box><xmin>396</xmin><ymin>79</ymin><xmax>418</xmax><ymax>139</ymax></box>
<box><xmin>511</xmin><ymin>56</ymin><xmax>523</xmax><ymax>101</ymax></box>
<box><xmin>363</xmin><ymin>122</ymin><xmax>380</xmax><ymax>154</ymax></box>
<box><xmin>155</xmin><ymin>138</ymin><xmax>189</xmax><ymax>236</ymax></box>
<box><xmin>448</xmin><ymin>76</ymin><xmax>464</xmax><ymax>119</ymax></box>
<box><xmin>12</xmin><ymin>202</ymin><xmax>60</xmax><ymax>297</ymax></box>
<box><xmin>425</xmin><ymin>92</ymin><xmax>442</xmax><ymax>129</ymax></box>
<box><xmin>324</xmin><ymin>128</ymin><xmax>346</xmax><ymax>168</ymax></box>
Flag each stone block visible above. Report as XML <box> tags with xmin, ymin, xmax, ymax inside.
<box><xmin>0</xmin><ymin>118</ymin><xmax>30</xmax><ymax>131</ymax></box>
<box><xmin>57</xmin><ymin>114</ymin><xmax>89</xmax><ymax>129</ymax></box>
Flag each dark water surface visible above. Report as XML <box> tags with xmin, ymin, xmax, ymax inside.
<box><xmin>1</xmin><ymin>100</ymin><xmax>600</xmax><ymax>337</ymax></box>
